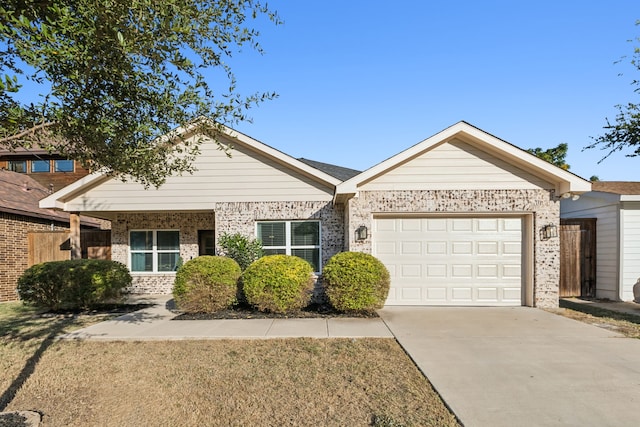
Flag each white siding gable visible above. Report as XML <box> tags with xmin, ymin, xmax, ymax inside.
<box><xmin>359</xmin><ymin>139</ymin><xmax>553</xmax><ymax>191</ymax></box>
<box><xmin>63</xmin><ymin>135</ymin><xmax>334</xmax><ymax>211</ymax></box>
<box><xmin>621</xmin><ymin>203</ymin><xmax>640</xmax><ymax>301</ymax></box>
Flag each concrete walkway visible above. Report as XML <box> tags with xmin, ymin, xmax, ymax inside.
<box><xmin>59</xmin><ymin>295</ymin><xmax>393</xmax><ymax>340</ymax></box>
<box><xmin>378</xmin><ymin>306</ymin><xmax>640</xmax><ymax>427</ymax></box>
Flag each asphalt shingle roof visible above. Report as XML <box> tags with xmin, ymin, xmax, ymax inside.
<box><xmin>0</xmin><ymin>169</ymin><xmax>99</xmax><ymax>226</ymax></box>
<box><xmin>297</xmin><ymin>158</ymin><xmax>361</xmax><ymax>181</ymax></box>
<box><xmin>591</xmin><ymin>181</ymin><xmax>640</xmax><ymax>195</ymax></box>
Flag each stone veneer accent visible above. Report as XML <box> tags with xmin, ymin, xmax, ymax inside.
<box><xmin>345</xmin><ymin>189</ymin><xmax>560</xmax><ymax>308</ymax></box>
<box><xmin>112</xmin><ymin>202</ymin><xmax>344</xmax><ymax>295</ymax></box>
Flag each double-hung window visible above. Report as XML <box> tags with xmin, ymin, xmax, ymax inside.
<box><xmin>257</xmin><ymin>221</ymin><xmax>321</xmax><ymax>272</ymax></box>
<box><xmin>130</xmin><ymin>230</ymin><xmax>180</xmax><ymax>272</ymax></box>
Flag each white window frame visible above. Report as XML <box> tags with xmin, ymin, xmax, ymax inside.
<box><xmin>129</xmin><ymin>229</ymin><xmax>180</xmax><ymax>273</ymax></box>
<box><xmin>256</xmin><ymin>220</ymin><xmax>321</xmax><ymax>273</ymax></box>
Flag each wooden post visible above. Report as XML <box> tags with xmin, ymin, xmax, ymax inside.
<box><xmin>70</xmin><ymin>212</ymin><xmax>81</xmax><ymax>259</ymax></box>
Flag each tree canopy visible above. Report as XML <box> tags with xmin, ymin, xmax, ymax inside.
<box><xmin>526</xmin><ymin>142</ymin><xmax>570</xmax><ymax>170</ymax></box>
<box><xmin>587</xmin><ymin>22</ymin><xmax>640</xmax><ymax>162</ymax></box>
<box><xmin>0</xmin><ymin>0</ymin><xmax>280</xmax><ymax>187</ymax></box>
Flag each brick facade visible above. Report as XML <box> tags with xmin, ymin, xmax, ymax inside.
<box><xmin>0</xmin><ymin>212</ymin><xmax>70</xmax><ymax>302</ymax></box>
<box><xmin>111</xmin><ymin>202</ymin><xmax>345</xmax><ymax>295</ymax></box>
<box><xmin>345</xmin><ymin>189</ymin><xmax>560</xmax><ymax>308</ymax></box>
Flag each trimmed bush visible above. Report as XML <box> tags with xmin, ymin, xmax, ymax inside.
<box><xmin>17</xmin><ymin>259</ymin><xmax>131</xmax><ymax>310</ymax></box>
<box><xmin>173</xmin><ymin>256</ymin><xmax>241</xmax><ymax>313</ymax></box>
<box><xmin>218</xmin><ymin>233</ymin><xmax>264</xmax><ymax>271</ymax></box>
<box><xmin>323</xmin><ymin>252</ymin><xmax>390</xmax><ymax>313</ymax></box>
<box><xmin>242</xmin><ymin>255</ymin><xmax>314</xmax><ymax>314</ymax></box>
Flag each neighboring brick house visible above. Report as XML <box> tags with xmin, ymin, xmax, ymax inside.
<box><xmin>0</xmin><ymin>170</ymin><xmax>103</xmax><ymax>302</ymax></box>
<box><xmin>41</xmin><ymin>121</ymin><xmax>592</xmax><ymax>308</ymax></box>
<box><xmin>0</xmin><ymin>146</ymin><xmax>92</xmax><ymax>193</ymax></box>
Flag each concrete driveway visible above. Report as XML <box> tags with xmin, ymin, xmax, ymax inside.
<box><xmin>378</xmin><ymin>307</ymin><xmax>640</xmax><ymax>427</ymax></box>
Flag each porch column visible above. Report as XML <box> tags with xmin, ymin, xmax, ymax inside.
<box><xmin>70</xmin><ymin>212</ymin><xmax>81</xmax><ymax>259</ymax></box>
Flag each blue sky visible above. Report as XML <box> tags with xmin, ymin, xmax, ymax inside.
<box><xmin>225</xmin><ymin>0</ymin><xmax>640</xmax><ymax>181</ymax></box>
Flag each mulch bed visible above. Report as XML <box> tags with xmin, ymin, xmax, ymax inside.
<box><xmin>173</xmin><ymin>302</ymin><xmax>378</xmax><ymax>320</ymax></box>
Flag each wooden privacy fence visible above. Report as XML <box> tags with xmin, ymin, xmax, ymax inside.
<box><xmin>27</xmin><ymin>230</ymin><xmax>111</xmax><ymax>267</ymax></box>
<box><xmin>560</xmin><ymin>219</ymin><xmax>596</xmax><ymax>298</ymax></box>
<box><xmin>27</xmin><ymin>231</ymin><xmax>71</xmax><ymax>267</ymax></box>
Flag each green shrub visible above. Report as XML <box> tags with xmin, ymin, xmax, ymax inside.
<box><xmin>173</xmin><ymin>256</ymin><xmax>241</xmax><ymax>313</ymax></box>
<box><xmin>218</xmin><ymin>232</ymin><xmax>264</xmax><ymax>271</ymax></box>
<box><xmin>17</xmin><ymin>259</ymin><xmax>131</xmax><ymax>310</ymax></box>
<box><xmin>242</xmin><ymin>255</ymin><xmax>314</xmax><ymax>314</ymax></box>
<box><xmin>323</xmin><ymin>252</ymin><xmax>390</xmax><ymax>313</ymax></box>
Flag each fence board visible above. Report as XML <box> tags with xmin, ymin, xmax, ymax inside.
<box><xmin>27</xmin><ymin>231</ymin><xmax>71</xmax><ymax>267</ymax></box>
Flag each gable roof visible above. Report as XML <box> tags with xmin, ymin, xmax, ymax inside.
<box><xmin>297</xmin><ymin>158</ymin><xmax>361</xmax><ymax>181</ymax></box>
<box><xmin>40</xmin><ymin>121</ymin><xmax>343</xmax><ymax>211</ymax></box>
<box><xmin>335</xmin><ymin>121</ymin><xmax>592</xmax><ymax>201</ymax></box>
<box><xmin>0</xmin><ymin>170</ymin><xmax>99</xmax><ymax>226</ymax></box>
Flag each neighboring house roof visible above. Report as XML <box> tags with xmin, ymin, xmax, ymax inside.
<box><xmin>297</xmin><ymin>158</ymin><xmax>361</xmax><ymax>181</ymax></box>
<box><xmin>335</xmin><ymin>121</ymin><xmax>592</xmax><ymax>201</ymax></box>
<box><xmin>591</xmin><ymin>181</ymin><xmax>640</xmax><ymax>195</ymax></box>
<box><xmin>0</xmin><ymin>169</ymin><xmax>100</xmax><ymax>226</ymax></box>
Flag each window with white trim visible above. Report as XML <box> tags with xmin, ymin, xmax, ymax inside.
<box><xmin>130</xmin><ymin>230</ymin><xmax>180</xmax><ymax>272</ymax></box>
<box><xmin>257</xmin><ymin>221</ymin><xmax>321</xmax><ymax>272</ymax></box>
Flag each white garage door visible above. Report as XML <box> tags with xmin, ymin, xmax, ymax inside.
<box><xmin>373</xmin><ymin>217</ymin><xmax>523</xmax><ymax>306</ymax></box>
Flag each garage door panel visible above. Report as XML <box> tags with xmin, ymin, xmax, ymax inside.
<box><xmin>427</xmin><ymin>241</ymin><xmax>447</xmax><ymax>254</ymax></box>
<box><xmin>451</xmin><ymin>287</ymin><xmax>473</xmax><ymax>301</ymax></box>
<box><xmin>400</xmin><ymin>264</ymin><xmax>421</xmax><ymax>277</ymax></box>
<box><xmin>401</xmin><ymin>241</ymin><xmax>421</xmax><ymax>254</ymax></box>
<box><xmin>452</xmin><ymin>218</ymin><xmax>473</xmax><ymax>231</ymax></box>
<box><xmin>427</xmin><ymin>264</ymin><xmax>447</xmax><ymax>277</ymax></box>
<box><xmin>426</xmin><ymin>218</ymin><xmax>447</xmax><ymax>231</ymax></box>
<box><xmin>452</xmin><ymin>241</ymin><xmax>473</xmax><ymax>254</ymax></box>
<box><xmin>374</xmin><ymin>216</ymin><xmax>523</xmax><ymax>306</ymax></box>
<box><xmin>426</xmin><ymin>287</ymin><xmax>447</xmax><ymax>301</ymax></box>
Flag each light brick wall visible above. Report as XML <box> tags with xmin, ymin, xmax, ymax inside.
<box><xmin>0</xmin><ymin>213</ymin><xmax>69</xmax><ymax>302</ymax></box>
<box><xmin>111</xmin><ymin>202</ymin><xmax>345</xmax><ymax>295</ymax></box>
<box><xmin>111</xmin><ymin>212</ymin><xmax>215</xmax><ymax>294</ymax></box>
<box><xmin>346</xmin><ymin>189</ymin><xmax>560</xmax><ymax>308</ymax></box>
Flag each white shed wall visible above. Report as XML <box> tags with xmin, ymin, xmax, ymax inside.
<box><xmin>621</xmin><ymin>203</ymin><xmax>640</xmax><ymax>300</ymax></box>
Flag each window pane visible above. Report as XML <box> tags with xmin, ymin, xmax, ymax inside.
<box><xmin>292</xmin><ymin>248</ymin><xmax>320</xmax><ymax>272</ymax></box>
<box><xmin>131</xmin><ymin>253</ymin><xmax>153</xmax><ymax>272</ymax></box>
<box><xmin>257</xmin><ymin>222</ymin><xmax>286</xmax><ymax>246</ymax></box>
<box><xmin>157</xmin><ymin>231</ymin><xmax>179</xmax><ymax>250</ymax></box>
<box><xmin>158</xmin><ymin>253</ymin><xmax>179</xmax><ymax>271</ymax></box>
<box><xmin>263</xmin><ymin>248</ymin><xmax>286</xmax><ymax>256</ymax></box>
<box><xmin>31</xmin><ymin>160</ymin><xmax>50</xmax><ymax>172</ymax></box>
<box><xmin>8</xmin><ymin>160</ymin><xmax>26</xmax><ymax>173</ymax></box>
<box><xmin>54</xmin><ymin>159</ymin><xmax>74</xmax><ymax>172</ymax></box>
<box><xmin>130</xmin><ymin>231</ymin><xmax>153</xmax><ymax>250</ymax></box>
<box><xmin>291</xmin><ymin>221</ymin><xmax>319</xmax><ymax>246</ymax></box>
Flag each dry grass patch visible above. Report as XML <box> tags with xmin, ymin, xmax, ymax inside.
<box><xmin>549</xmin><ymin>300</ymin><xmax>640</xmax><ymax>339</ymax></box>
<box><xmin>1</xmin><ymin>302</ymin><xmax>459</xmax><ymax>427</ymax></box>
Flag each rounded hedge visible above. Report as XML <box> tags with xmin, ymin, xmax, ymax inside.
<box><xmin>17</xmin><ymin>259</ymin><xmax>132</xmax><ymax>310</ymax></box>
<box><xmin>173</xmin><ymin>256</ymin><xmax>241</xmax><ymax>313</ymax></box>
<box><xmin>322</xmin><ymin>252</ymin><xmax>390</xmax><ymax>313</ymax></box>
<box><xmin>242</xmin><ymin>254</ymin><xmax>314</xmax><ymax>314</ymax></box>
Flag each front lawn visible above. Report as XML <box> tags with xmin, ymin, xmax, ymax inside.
<box><xmin>0</xmin><ymin>302</ymin><xmax>459</xmax><ymax>426</ymax></box>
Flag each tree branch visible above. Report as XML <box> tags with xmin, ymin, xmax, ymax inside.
<box><xmin>0</xmin><ymin>121</ymin><xmax>57</xmax><ymax>145</ymax></box>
